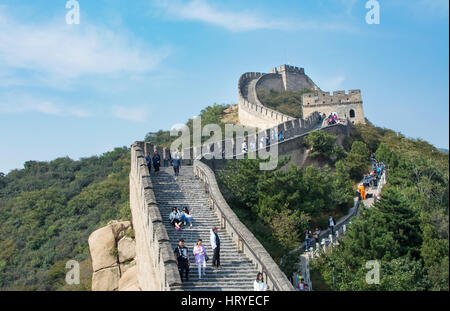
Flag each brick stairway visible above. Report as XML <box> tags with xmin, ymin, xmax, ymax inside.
<box><xmin>151</xmin><ymin>166</ymin><xmax>259</xmax><ymax>291</ymax></box>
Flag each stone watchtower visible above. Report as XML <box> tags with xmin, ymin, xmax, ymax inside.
<box><xmin>238</xmin><ymin>65</ymin><xmax>365</xmax><ymax>128</ymax></box>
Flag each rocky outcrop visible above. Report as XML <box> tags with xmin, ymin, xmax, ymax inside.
<box><xmin>88</xmin><ymin>220</ymin><xmax>140</xmax><ymax>291</ymax></box>
<box><xmin>89</xmin><ymin>225</ymin><xmax>117</xmax><ymax>272</ymax></box>
<box><xmin>92</xmin><ymin>266</ymin><xmax>121</xmax><ymax>291</ymax></box>
<box><xmin>118</xmin><ymin>265</ymin><xmax>140</xmax><ymax>291</ymax></box>
<box><xmin>118</xmin><ymin>237</ymin><xmax>136</xmax><ymax>263</ymax></box>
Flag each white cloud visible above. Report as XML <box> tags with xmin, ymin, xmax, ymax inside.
<box><xmin>155</xmin><ymin>0</ymin><xmax>354</xmax><ymax>33</ymax></box>
<box><xmin>0</xmin><ymin>96</ymin><xmax>92</xmax><ymax>118</ymax></box>
<box><xmin>112</xmin><ymin>105</ymin><xmax>148</xmax><ymax>123</ymax></box>
<box><xmin>0</xmin><ymin>8</ymin><xmax>170</xmax><ymax>84</ymax></box>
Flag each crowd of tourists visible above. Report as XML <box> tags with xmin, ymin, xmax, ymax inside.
<box><xmin>291</xmin><ymin>152</ymin><xmax>387</xmax><ymax>290</ymax></box>
<box><xmin>174</xmin><ymin>229</ymin><xmax>270</xmax><ymax>291</ymax></box>
<box><xmin>303</xmin><ymin>215</ymin><xmax>337</xmax><ymax>252</ymax></box>
<box><xmin>172</xmin><ymin>227</ymin><xmax>225</xmax><ymax>283</ymax></box>
<box><xmin>326</xmin><ymin>112</ymin><xmax>339</xmax><ymax>125</ymax></box>
<box><xmin>239</xmin><ymin>130</ymin><xmax>286</xmax><ymax>155</ymax></box>
<box><xmin>145</xmin><ymin>149</ymin><xmax>182</xmax><ymax>177</ymax></box>
<box><xmin>289</xmin><ymin>272</ymin><xmax>309</xmax><ymax>291</ymax></box>
<box><xmin>358</xmin><ymin>153</ymin><xmax>385</xmax><ymax>201</ymax></box>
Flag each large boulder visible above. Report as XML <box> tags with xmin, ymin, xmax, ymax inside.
<box><xmin>120</xmin><ymin>259</ymin><xmax>136</xmax><ymax>275</ymax></box>
<box><xmin>119</xmin><ymin>265</ymin><xmax>140</xmax><ymax>291</ymax></box>
<box><xmin>109</xmin><ymin>221</ymin><xmax>131</xmax><ymax>241</ymax></box>
<box><xmin>118</xmin><ymin>237</ymin><xmax>136</xmax><ymax>263</ymax></box>
<box><xmin>88</xmin><ymin>226</ymin><xmax>117</xmax><ymax>272</ymax></box>
<box><xmin>92</xmin><ymin>266</ymin><xmax>120</xmax><ymax>291</ymax></box>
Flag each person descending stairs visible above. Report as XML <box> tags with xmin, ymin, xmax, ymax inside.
<box><xmin>151</xmin><ymin>166</ymin><xmax>260</xmax><ymax>291</ymax></box>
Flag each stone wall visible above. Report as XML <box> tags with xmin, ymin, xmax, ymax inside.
<box><xmin>272</xmin><ymin>65</ymin><xmax>319</xmax><ymax>91</ymax></box>
<box><xmin>238</xmin><ymin>65</ymin><xmax>366</xmax><ymax>128</ymax></box>
<box><xmin>275</xmin><ymin>122</ymin><xmax>355</xmax><ymax>168</ymax></box>
<box><xmin>302</xmin><ymin>90</ymin><xmax>365</xmax><ymax>124</ymax></box>
<box><xmin>181</xmin><ymin>111</ymin><xmax>323</xmax><ymax>166</ymax></box>
<box><xmin>129</xmin><ymin>142</ymin><xmax>181</xmax><ymax>291</ymax></box>
<box><xmin>238</xmin><ymin>72</ymin><xmax>295</xmax><ymax>129</ymax></box>
<box><xmin>193</xmin><ymin>160</ymin><xmax>295</xmax><ymax>291</ymax></box>
<box><xmin>199</xmin><ymin>122</ymin><xmax>355</xmax><ymax>171</ymax></box>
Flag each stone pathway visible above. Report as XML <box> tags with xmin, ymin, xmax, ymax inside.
<box><xmin>151</xmin><ymin>166</ymin><xmax>259</xmax><ymax>291</ymax></box>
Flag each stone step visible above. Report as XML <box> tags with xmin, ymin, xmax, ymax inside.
<box><xmin>151</xmin><ymin>166</ymin><xmax>259</xmax><ymax>291</ymax></box>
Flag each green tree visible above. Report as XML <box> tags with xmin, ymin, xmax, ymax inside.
<box><xmin>337</xmin><ymin>141</ymin><xmax>371</xmax><ymax>181</ymax></box>
<box><xmin>304</xmin><ymin>130</ymin><xmax>337</xmax><ymax>158</ymax></box>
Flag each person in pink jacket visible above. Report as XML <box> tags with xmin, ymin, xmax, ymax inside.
<box><xmin>193</xmin><ymin>239</ymin><xmax>207</xmax><ymax>280</ymax></box>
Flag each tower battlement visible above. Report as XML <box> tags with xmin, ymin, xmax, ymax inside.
<box><xmin>270</xmin><ymin>64</ymin><xmax>305</xmax><ymax>75</ymax></box>
<box><xmin>238</xmin><ymin>65</ymin><xmax>366</xmax><ymax>128</ymax></box>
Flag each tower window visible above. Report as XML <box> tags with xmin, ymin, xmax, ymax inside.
<box><xmin>350</xmin><ymin>109</ymin><xmax>355</xmax><ymax>118</ymax></box>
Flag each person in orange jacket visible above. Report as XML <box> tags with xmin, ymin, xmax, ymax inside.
<box><xmin>358</xmin><ymin>184</ymin><xmax>366</xmax><ymax>200</ymax></box>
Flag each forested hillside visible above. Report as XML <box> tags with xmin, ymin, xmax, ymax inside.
<box><xmin>216</xmin><ymin>126</ymin><xmax>374</xmax><ymax>276</ymax></box>
<box><xmin>310</xmin><ymin>122</ymin><xmax>449</xmax><ymax>290</ymax></box>
<box><xmin>0</xmin><ymin>147</ymin><xmax>131</xmax><ymax>290</ymax></box>
<box><xmin>0</xmin><ymin>103</ymin><xmax>447</xmax><ymax>291</ymax></box>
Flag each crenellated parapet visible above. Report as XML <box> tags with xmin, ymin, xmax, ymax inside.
<box><xmin>302</xmin><ymin>89</ymin><xmax>362</xmax><ymax>106</ymax></box>
<box><xmin>193</xmin><ymin>160</ymin><xmax>295</xmax><ymax>291</ymax></box>
<box><xmin>270</xmin><ymin>64</ymin><xmax>305</xmax><ymax>75</ymax></box>
<box><xmin>238</xmin><ymin>71</ymin><xmax>295</xmax><ymax>129</ymax></box>
<box><xmin>129</xmin><ymin>142</ymin><xmax>181</xmax><ymax>291</ymax></box>
<box><xmin>238</xmin><ymin>65</ymin><xmax>365</xmax><ymax>127</ymax></box>
<box><xmin>302</xmin><ymin>89</ymin><xmax>365</xmax><ymax>124</ymax></box>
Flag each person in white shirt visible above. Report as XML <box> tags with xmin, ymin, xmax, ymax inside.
<box><xmin>254</xmin><ymin>272</ymin><xmax>268</xmax><ymax>291</ymax></box>
<box><xmin>259</xmin><ymin>137</ymin><xmax>265</xmax><ymax>150</ymax></box>
<box><xmin>329</xmin><ymin>215</ymin><xmax>336</xmax><ymax>236</ymax></box>
<box><xmin>241</xmin><ymin>141</ymin><xmax>248</xmax><ymax>154</ymax></box>
<box><xmin>209</xmin><ymin>227</ymin><xmax>221</xmax><ymax>269</ymax></box>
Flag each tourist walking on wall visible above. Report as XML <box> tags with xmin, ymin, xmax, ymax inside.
<box><xmin>193</xmin><ymin>239</ymin><xmax>207</xmax><ymax>280</ymax></box>
<box><xmin>313</xmin><ymin>227</ymin><xmax>321</xmax><ymax>248</ymax></box>
<box><xmin>172</xmin><ymin>153</ymin><xmax>181</xmax><ymax>177</ymax></box>
<box><xmin>145</xmin><ymin>153</ymin><xmax>152</xmax><ymax>173</ymax></box>
<box><xmin>329</xmin><ymin>215</ymin><xmax>336</xmax><ymax>236</ymax></box>
<box><xmin>169</xmin><ymin>207</ymin><xmax>183</xmax><ymax>230</ymax></box>
<box><xmin>210</xmin><ymin>227</ymin><xmax>221</xmax><ymax>269</ymax></box>
<box><xmin>305</xmin><ymin>230</ymin><xmax>312</xmax><ymax>252</ymax></box>
<box><xmin>241</xmin><ymin>141</ymin><xmax>248</xmax><ymax>154</ymax></box>
<box><xmin>278</xmin><ymin>131</ymin><xmax>284</xmax><ymax>142</ymax></box>
<box><xmin>152</xmin><ymin>151</ymin><xmax>161</xmax><ymax>175</ymax></box>
<box><xmin>297</xmin><ymin>278</ymin><xmax>308</xmax><ymax>291</ymax></box>
<box><xmin>174</xmin><ymin>239</ymin><xmax>190</xmax><ymax>282</ymax></box>
<box><xmin>254</xmin><ymin>273</ymin><xmax>268</xmax><ymax>291</ymax></box>
<box><xmin>358</xmin><ymin>183</ymin><xmax>366</xmax><ymax>200</ymax></box>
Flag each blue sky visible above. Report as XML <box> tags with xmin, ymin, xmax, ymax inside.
<box><xmin>0</xmin><ymin>0</ymin><xmax>448</xmax><ymax>173</ymax></box>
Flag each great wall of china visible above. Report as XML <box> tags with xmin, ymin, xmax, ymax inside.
<box><xmin>89</xmin><ymin>65</ymin><xmax>366</xmax><ymax>291</ymax></box>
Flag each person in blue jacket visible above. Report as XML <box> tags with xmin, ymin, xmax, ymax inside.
<box><xmin>152</xmin><ymin>151</ymin><xmax>161</xmax><ymax>175</ymax></box>
<box><xmin>145</xmin><ymin>153</ymin><xmax>152</xmax><ymax>173</ymax></box>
